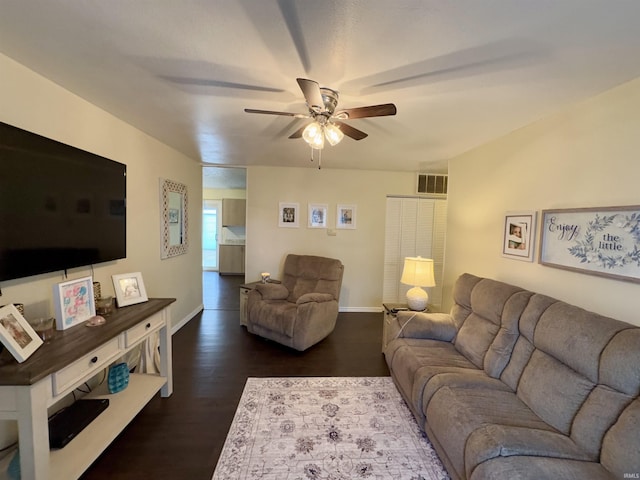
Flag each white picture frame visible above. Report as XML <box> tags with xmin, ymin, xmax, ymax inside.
<box><xmin>112</xmin><ymin>272</ymin><xmax>149</xmax><ymax>307</ymax></box>
<box><xmin>502</xmin><ymin>211</ymin><xmax>537</xmax><ymax>262</ymax></box>
<box><xmin>278</xmin><ymin>202</ymin><xmax>299</xmax><ymax>228</ymax></box>
<box><xmin>0</xmin><ymin>304</ymin><xmax>43</xmax><ymax>363</ymax></box>
<box><xmin>53</xmin><ymin>276</ymin><xmax>96</xmax><ymax>330</ymax></box>
<box><xmin>308</xmin><ymin>203</ymin><xmax>328</xmax><ymax>228</ymax></box>
<box><xmin>336</xmin><ymin>204</ymin><xmax>357</xmax><ymax>229</ymax></box>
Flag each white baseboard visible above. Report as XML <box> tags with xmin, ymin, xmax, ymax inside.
<box><xmin>171</xmin><ymin>303</ymin><xmax>204</xmax><ymax>335</ymax></box>
<box><xmin>339</xmin><ymin>307</ymin><xmax>384</xmax><ymax>313</ymax></box>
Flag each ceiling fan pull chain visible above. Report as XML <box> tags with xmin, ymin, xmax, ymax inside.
<box><xmin>310</xmin><ymin>146</ymin><xmax>315</xmax><ymax>162</ymax></box>
<box><xmin>318</xmin><ymin>149</ymin><xmax>322</xmax><ymax>170</ymax></box>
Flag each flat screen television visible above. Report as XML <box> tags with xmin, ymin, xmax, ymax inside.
<box><xmin>0</xmin><ymin>121</ymin><xmax>126</xmax><ymax>282</ymax></box>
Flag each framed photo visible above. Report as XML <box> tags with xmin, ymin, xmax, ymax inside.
<box><xmin>337</xmin><ymin>204</ymin><xmax>357</xmax><ymax>229</ymax></box>
<box><xmin>539</xmin><ymin>205</ymin><xmax>640</xmax><ymax>283</ymax></box>
<box><xmin>0</xmin><ymin>304</ymin><xmax>43</xmax><ymax>363</ymax></box>
<box><xmin>278</xmin><ymin>202</ymin><xmax>299</xmax><ymax>228</ymax></box>
<box><xmin>53</xmin><ymin>276</ymin><xmax>96</xmax><ymax>330</ymax></box>
<box><xmin>502</xmin><ymin>212</ymin><xmax>536</xmax><ymax>261</ymax></box>
<box><xmin>112</xmin><ymin>272</ymin><xmax>149</xmax><ymax>307</ymax></box>
<box><xmin>308</xmin><ymin>203</ymin><xmax>328</xmax><ymax>228</ymax></box>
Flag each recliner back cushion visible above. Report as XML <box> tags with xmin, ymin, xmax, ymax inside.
<box><xmin>454</xmin><ymin>278</ymin><xmax>523</xmax><ymax>369</ymax></box>
<box><xmin>282</xmin><ymin>254</ymin><xmax>343</xmax><ymax>302</ymax></box>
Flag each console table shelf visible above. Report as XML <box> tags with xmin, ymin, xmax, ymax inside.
<box><xmin>0</xmin><ymin>298</ymin><xmax>175</xmax><ymax>480</ymax></box>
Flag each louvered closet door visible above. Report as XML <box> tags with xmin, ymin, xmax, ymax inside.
<box><xmin>383</xmin><ymin>196</ymin><xmax>447</xmax><ymax>309</ymax></box>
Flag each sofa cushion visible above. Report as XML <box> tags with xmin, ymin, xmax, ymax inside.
<box><xmin>454</xmin><ymin>278</ymin><xmax>524</xmax><ymax>369</ymax></box>
<box><xmin>426</xmin><ymin>385</ymin><xmax>556</xmax><ymax>479</ymax></box>
<box><xmin>518</xmin><ymin>349</ymin><xmax>594</xmax><ymax>435</ymax></box>
<box><xmin>469</xmin><ymin>456</ymin><xmax>614</xmax><ymax>480</ymax></box>
<box><xmin>282</xmin><ymin>254</ymin><xmax>343</xmax><ymax>302</ymax></box>
<box><xmin>601</xmin><ymin>397</ymin><xmax>640</xmax><ymax>478</ymax></box>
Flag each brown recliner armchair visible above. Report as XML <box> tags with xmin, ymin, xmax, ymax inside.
<box><xmin>246</xmin><ymin>254</ymin><xmax>344</xmax><ymax>351</ymax></box>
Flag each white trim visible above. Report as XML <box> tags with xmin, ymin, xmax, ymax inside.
<box><xmin>171</xmin><ymin>304</ymin><xmax>204</xmax><ymax>335</ymax></box>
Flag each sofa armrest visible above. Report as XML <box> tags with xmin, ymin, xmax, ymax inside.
<box><xmin>296</xmin><ymin>292</ymin><xmax>335</xmax><ymax>305</ymax></box>
<box><xmin>254</xmin><ymin>283</ymin><xmax>290</xmax><ymax>300</ymax></box>
<box><xmin>395</xmin><ymin>311</ymin><xmax>457</xmax><ymax>341</ymax></box>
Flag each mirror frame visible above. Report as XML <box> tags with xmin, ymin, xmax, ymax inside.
<box><xmin>160</xmin><ymin>178</ymin><xmax>188</xmax><ymax>259</ymax></box>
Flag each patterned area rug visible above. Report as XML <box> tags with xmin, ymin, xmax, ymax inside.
<box><xmin>212</xmin><ymin>377</ymin><xmax>450</xmax><ymax>480</ymax></box>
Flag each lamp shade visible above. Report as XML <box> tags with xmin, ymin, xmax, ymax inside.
<box><xmin>400</xmin><ymin>257</ymin><xmax>436</xmax><ymax>287</ymax></box>
<box><xmin>400</xmin><ymin>257</ymin><xmax>436</xmax><ymax>311</ymax></box>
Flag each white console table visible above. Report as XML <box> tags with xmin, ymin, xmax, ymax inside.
<box><xmin>0</xmin><ymin>298</ymin><xmax>175</xmax><ymax>480</ymax></box>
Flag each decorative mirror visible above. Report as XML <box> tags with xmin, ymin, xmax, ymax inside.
<box><xmin>160</xmin><ymin>178</ymin><xmax>188</xmax><ymax>259</ymax></box>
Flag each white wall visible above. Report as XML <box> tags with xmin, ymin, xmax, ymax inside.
<box><xmin>0</xmin><ymin>53</ymin><xmax>203</xmax><ymax>330</ymax></box>
<box><xmin>246</xmin><ymin>166</ymin><xmax>417</xmax><ymax>310</ymax></box>
<box><xmin>445</xmin><ymin>77</ymin><xmax>640</xmax><ymax>326</ymax></box>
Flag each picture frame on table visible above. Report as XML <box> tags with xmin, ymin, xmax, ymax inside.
<box><xmin>278</xmin><ymin>202</ymin><xmax>299</xmax><ymax>228</ymax></box>
<box><xmin>112</xmin><ymin>272</ymin><xmax>149</xmax><ymax>307</ymax></box>
<box><xmin>502</xmin><ymin>211</ymin><xmax>536</xmax><ymax>262</ymax></box>
<box><xmin>53</xmin><ymin>275</ymin><xmax>96</xmax><ymax>330</ymax></box>
<box><xmin>336</xmin><ymin>204</ymin><xmax>357</xmax><ymax>229</ymax></box>
<box><xmin>308</xmin><ymin>203</ymin><xmax>328</xmax><ymax>228</ymax></box>
<box><xmin>0</xmin><ymin>304</ymin><xmax>43</xmax><ymax>363</ymax></box>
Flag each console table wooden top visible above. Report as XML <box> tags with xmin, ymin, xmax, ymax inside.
<box><xmin>0</xmin><ymin>297</ymin><xmax>175</xmax><ymax>386</ymax></box>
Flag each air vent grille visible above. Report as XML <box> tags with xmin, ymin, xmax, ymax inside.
<box><xmin>417</xmin><ymin>173</ymin><xmax>448</xmax><ymax>196</ymax></box>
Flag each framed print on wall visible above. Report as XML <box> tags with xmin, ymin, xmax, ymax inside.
<box><xmin>53</xmin><ymin>276</ymin><xmax>96</xmax><ymax>330</ymax></box>
<box><xmin>539</xmin><ymin>205</ymin><xmax>640</xmax><ymax>283</ymax></box>
<box><xmin>502</xmin><ymin>211</ymin><xmax>536</xmax><ymax>261</ymax></box>
<box><xmin>308</xmin><ymin>203</ymin><xmax>328</xmax><ymax>228</ymax></box>
<box><xmin>0</xmin><ymin>304</ymin><xmax>43</xmax><ymax>363</ymax></box>
<box><xmin>337</xmin><ymin>204</ymin><xmax>357</xmax><ymax>229</ymax></box>
<box><xmin>278</xmin><ymin>202</ymin><xmax>299</xmax><ymax>228</ymax></box>
<box><xmin>112</xmin><ymin>272</ymin><xmax>149</xmax><ymax>307</ymax></box>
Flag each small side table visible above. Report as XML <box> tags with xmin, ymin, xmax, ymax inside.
<box><xmin>382</xmin><ymin>303</ymin><xmax>409</xmax><ymax>352</ymax></box>
<box><xmin>239</xmin><ymin>280</ymin><xmax>280</xmax><ymax>327</ymax></box>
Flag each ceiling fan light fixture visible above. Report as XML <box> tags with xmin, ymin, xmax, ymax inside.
<box><xmin>324</xmin><ymin>122</ymin><xmax>344</xmax><ymax>146</ymax></box>
<box><xmin>302</xmin><ymin>121</ymin><xmax>324</xmax><ymax>149</ymax></box>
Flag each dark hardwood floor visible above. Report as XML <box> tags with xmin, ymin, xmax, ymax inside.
<box><xmin>81</xmin><ymin>273</ymin><xmax>389</xmax><ymax>479</ymax></box>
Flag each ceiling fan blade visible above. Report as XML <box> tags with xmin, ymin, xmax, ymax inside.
<box><xmin>334</xmin><ymin>121</ymin><xmax>368</xmax><ymax>141</ymax></box>
<box><xmin>288</xmin><ymin>126</ymin><xmax>306</xmax><ymax>139</ymax></box>
<box><xmin>297</xmin><ymin>78</ymin><xmax>325</xmax><ymax>112</ymax></box>
<box><xmin>244</xmin><ymin>108</ymin><xmax>308</xmax><ymax>118</ymax></box>
<box><xmin>335</xmin><ymin>103</ymin><xmax>397</xmax><ymax>119</ymax></box>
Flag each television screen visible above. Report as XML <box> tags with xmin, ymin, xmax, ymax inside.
<box><xmin>0</xmin><ymin>121</ymin><xmax>126</xmax><ymax>282</ymax></box>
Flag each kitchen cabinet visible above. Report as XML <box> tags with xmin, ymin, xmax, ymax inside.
<box><xmin>219</xmin><ymin>244</ymin><xmax>245</xmax><ymax>274</ymax></box>
<box><xmin>221</xmin><ymin>199</ymin><xmax>246</xmax><ymax>226</ymax></box>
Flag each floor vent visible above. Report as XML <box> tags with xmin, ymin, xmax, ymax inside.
<box><xmin>416</xmin><ymin>173</ymin><xmax>448</xmax><ymax>196</ymax></box>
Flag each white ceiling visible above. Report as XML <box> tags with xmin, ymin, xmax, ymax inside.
<box><xmin>2</xmin><ymin>1</ymin><xmax>640</xmax><ymax>187</ymax></box>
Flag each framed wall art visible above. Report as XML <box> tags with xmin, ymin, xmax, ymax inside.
<box><xmin>502</xmin><ymin>212</ymin><xmax>536</xmax><ymax>261</ymax></box>
<box><xmin>53</xmin><ymin>276</ymin><xmax>96</xmax><ymax>330</ymax></box>
<box><xmin>308</xmin><ymin>203</ymin><xmax>328</xmax><ymax>228</ymax></box>
<box><xmin>539</xmin><ymin>205</ymin><xmax>640</xmax><ymax>283</ymax></box>
<box><xmin>112</xmin><ymin>272</ymin><xmax>149</xmax><ymax>307</ymax></box>
<box><xmin>0</xmin><ymin>304</ymin><xmax>43</xmax><ymax>363</ymax></box>
<box><xmin>278</xmin><ymin>202</ymin><xmax>299</xmax><ymax>228</ymax></box>
<box><xmin>160</xmin><ymin>178</ymin><xmax>188</xmax><ymax>259</ymax></box>
<box><xmin>336</xmin><ymin>204</ymin><xmax>357</xmax><ymax>229</ymax></box>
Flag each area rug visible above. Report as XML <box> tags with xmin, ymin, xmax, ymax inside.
<box><xmin>212</xmin><ymin>377</ymin><xmax>450</xmax><ymax>480</ymax></box>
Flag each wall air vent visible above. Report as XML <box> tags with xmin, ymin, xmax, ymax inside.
<box><xmin>416</xmin><ymin>173</ymin><xmax>448</xmax><ymax>196</ymax></box>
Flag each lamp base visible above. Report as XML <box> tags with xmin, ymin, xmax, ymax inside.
<box><xmin>406</xmin><ymin>286</ymin><xmax>429</xmax><ymax>311</ymax></box>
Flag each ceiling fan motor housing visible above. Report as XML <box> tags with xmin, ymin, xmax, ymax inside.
<box><xmin>319</xmin><ymin>87</ymin><xmax>339</xmax><ymax>115</ymax></box>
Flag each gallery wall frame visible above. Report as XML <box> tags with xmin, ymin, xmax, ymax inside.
<box><xmin>112</xmin><ymin>272</ymin><xmax>149</xmax><ymax>307</ymax></box>
<box><xmin>278</xmin><ymin>202</ymin><xmax>299</xmax><ymax>228</ymax></box>
<box><xmin>53</xmin><ymin>276</ymin><xmax>96</xmax><ymax>330</ymax></box>
<box><xmin>502</xmin><ymin>212</ymin><xmax>536</xmax><ymax>261</ymax></box>
<box><xmin>539</xmin><ymin>205</ymin><xmax>640</xmax><ymax>283</ymax></box>
<box><xmin>308</xmin><ymin>203</ymin><xmax>328</xmax><ymax>228</ymax></box>
<box><xmin>160</xmin><ymin>178</ymin><xmax>188</xmax><ymax>259</ymax></box>
<box><xmin>0</xmin><ymin>304</ymin><xmax>43</xmax><ymax>363</ymax></box>
<box><xmin>337</xmin><ymin>204</ymin><xmax>357</xmax><ymax>229</ymax></box>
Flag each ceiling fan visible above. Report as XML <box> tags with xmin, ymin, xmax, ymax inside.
<box><xmin>244</xmin><ymin>78</ymin><xmax>396</xmax><ymax>160</ymax></box>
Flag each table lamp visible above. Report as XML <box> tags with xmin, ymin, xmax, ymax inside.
<box><xmin>400</xmin><ymin>256</ymin><xmax>436</xmax><ymax>311</ymax></box>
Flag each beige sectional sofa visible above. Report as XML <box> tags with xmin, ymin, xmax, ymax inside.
<box><xmin>384</xmin><ymin>273</ymin><xmax>640</xmax><ymax>480</ymax></box>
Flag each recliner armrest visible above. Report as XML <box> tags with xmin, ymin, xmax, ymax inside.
<box><xmin>296</xmin><ymin>292</ymin><xmax>335</xmax><ymax>305</ymax></box>
<box><xmin>254</xmin><ymin>283</ymin><xmax>289</xmax><ymax>300</ymax></box>
<box><xmin>395</xmin><ymin>311</ymin><xmax>457</xmax><ymax>341</ymax></box>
